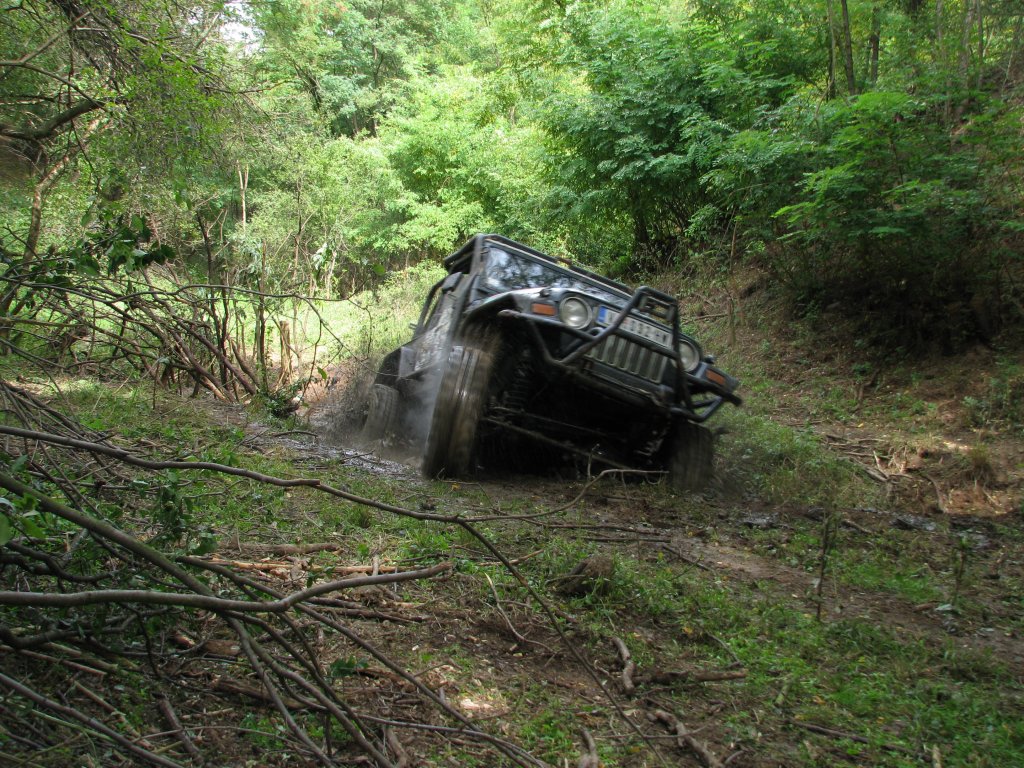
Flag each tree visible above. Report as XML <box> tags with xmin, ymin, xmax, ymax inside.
<box><xmin>0</xmin><ymin>0</ymin><xmax>246</xmax><ymax>320</ymax></box>
<box><xmin>255</xmin><ymin>0</ymin><xmax>463</xmax><ymax>138</ymax></box>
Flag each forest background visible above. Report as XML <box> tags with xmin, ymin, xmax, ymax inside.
<box><xmin>2</xmin><ymin>0</ymin><xmax>1022</xmax><ymax>368</ymax></box>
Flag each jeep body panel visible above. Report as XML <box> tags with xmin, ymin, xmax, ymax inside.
<box><xmin>367</xmin><ymin>234</ymin><xmax>741</xmax><ymax>480</ymax></box>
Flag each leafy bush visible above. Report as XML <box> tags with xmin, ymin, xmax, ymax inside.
<box><xmin>770</xmin><ymin>91</ymin><xmax>1017</xmax><ymax>350</ymax></box>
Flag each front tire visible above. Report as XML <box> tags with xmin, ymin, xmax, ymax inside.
<box><xmin>667</xmin><ymin>420</ymin><xmax>714</xmax><ymax>491</ymax></box>
<box><xmin>422</xmin><ymin>338</ymin><xmax>496</xmax><ymax>478</ymax></box>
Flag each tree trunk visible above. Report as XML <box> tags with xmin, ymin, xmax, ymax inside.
<box><xmin>958</xmin><ymin>0</ymin><xmax>977</xmax><ymax>89</ymax></box>
<box><xmin>839</xmin><ymin>0</ymin><xmax>858</xmax><ymax>94</ymax></box>
<box><xmin>954</xmin><ymin>0</ymin><xmax>978</xmax><ymax>123</ymax></box>
<box><xmin>825</xmin><ymin>0</ymin><xmax>839</xmax><ymax>99</ymax></box>
<box><xmin>937</xmin><ymin>0</ymin><xmax>951</xmax><ymax>122</ymax></box>
<box><xmin>868</xmin><ymin>4</ymin><xmax>881</xmax><ymax>87</ymax></box>
<box><xmin>278</xmin><ymin>320</ymin><xmax>293</xmax><ymax>388</ymax></box>
<box><xmin>0</xmin><ymin>152</ymin><xmax>76</xmax><ymax>341</ymax></box>
<box><xmin>237</xmin><ymin>163</ymin><xmax>249</xmax><ymax>233</ymax></box>
<box><xmin>975</xmin><ymin>0</ymin><xmax>984</xmax><ymax>91</ymax></box>
<box><xmin>1005</xmin><ymin>14</ymin><xmax>1023</xmax><ymax>92</ymax></box>
<box><xmin>257</xmin><ymin>244</ymin><xmax>268</xmax><ymax>392</ymax></box>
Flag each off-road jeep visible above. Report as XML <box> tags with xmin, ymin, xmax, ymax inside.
<box><xmin>362</xmin><ymin>234</ymin><xmax>741</xmax><ymax>489</ymax></box>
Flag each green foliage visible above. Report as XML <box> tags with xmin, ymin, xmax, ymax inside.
<box><xmin>769</xmin><ymin>90</ymin><xmax>1017</xmax><ymax>347</ymax></box>
<box><xmin>520</xmin><ymin>0</ymin><xmax>1024</xmax><ymax>344</ymax></box>
<box><xmin>256</xmin><ymin>0</ymin><xmax>465</xmax><ymax>139</ymax></box>
<box><xmin>3</xmin><ymin>0</ymin><xmax>1024</xmax><ymax>354</ymax></box>
<box><xmin>540</xmin><ymin>5</ymin><xmax>769</xmax><ymax>267</ymax></box>
<box><xmin>0</xmin><ymin>486</ymin><xmax>46</xmax><ymax>544</ymax></box>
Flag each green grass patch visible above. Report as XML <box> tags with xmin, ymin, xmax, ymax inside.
<box><xmin>717</xmin><ymin>408</ymin><xmax>881</xmax><ymax>508</ymax></box>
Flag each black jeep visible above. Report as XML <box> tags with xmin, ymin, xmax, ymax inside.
<box><xmin>362</xmin><ymin>234</ymin><xmax>741</xmax><ymax>488</ymax></box>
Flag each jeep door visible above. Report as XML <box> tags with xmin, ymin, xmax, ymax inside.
<box><xmin>407</xmin><ymin>271</ymin><xmax>465</xmax><ymax>376</ymax></box>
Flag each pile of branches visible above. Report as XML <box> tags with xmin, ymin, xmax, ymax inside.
<box><xmin>0</xmin><ymin>380</ymin><xmax>546</xmax><ymax>767</ymax></box>
<box><xmin>0</xmin><ymin>264</ymin><xmax>333</xmax><ymax>411</ymax></box>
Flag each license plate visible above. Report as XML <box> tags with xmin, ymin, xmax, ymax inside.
<box><xmin>597</xmin><ymin>306</ymin><xmax>673</xmax><ymax>348</ymax></box>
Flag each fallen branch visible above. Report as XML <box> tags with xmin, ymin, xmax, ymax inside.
<box><xmin>484</xmin><ymin>573</ymin><xmax>556</xmax><ymax>654</ymax></box>
<box><xmin>0</xmin><ymin>471</ymin><xmax>395</xmax><ymax>767</ymax></box>
<box><xmin>660</xmin><ymin>543</ymin><xmax>712</xmax><ymax>571</ymax></box>
<box><xmin>0</xmin><ymin>563</ymin><xmax>452</xmax><ymax>612</ymax></box>
<box><xmin>789</xmin><ymin>720</ymin><xmax>922</xmax><ymax>757</ymax></box>
<box><xmin>264</xmin><ymin>542</ymin><xmax>340</xmax><ymax>555</ymax></box>
<box><xmin>183</xmin><ymin>556</ymin><xmax>548</xmax><ymax>768</ymax></box>
<box><xmin>612</xmin><ymin>637</ymin><xmax>637</xmax><ymax>695</ymax></box>
<box><xmin>385</xmin><ymin>726</ymin><xmax>411</xmax><ymax>768</ymax></box>
<box><xmin>212</xmin><ymin>676</ymin><xmax>309</xmax><ymax>710</ymax></box>
<box><xmin>0</xmin><ymin>424</ymin><xmax>663</xmax><ymax>765</ymax></box>
<box><xmin>0</xmin><ymin>671</ymin><xmax>185</xmax><ymax>768</ymax></box>
<box><xmin>637</xmin><ymin>669</ymin><xmax>747</xmax><ymax>685</ymax></box>
<box><xmin>0</xmin><ymin>425</ymin><xmax>467</xmax><ymax>523</ymax></box>
<box><xmin>577</xmin><ymin>728</ymin><xmax>599</xmax><ymax>768</ymax></box>
<box><xmin>155</xmin><ymin>693</ymin><xmax>202</xmax><ymax>763</ymax></box>
<box><xmin>651</xmin><ymin>709</ymin><xmax>724</xmax><ymax>768</ymax></box>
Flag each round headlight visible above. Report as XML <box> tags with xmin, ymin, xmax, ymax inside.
<box><xmin>559</xmin><ymin>297</ymin><xmax>591</xmax><ymax>329</ymax></box>
<box><xmin>677</xmin><ymin>338</ymin><xmax>701</xmax><ymax>372</ymax></box>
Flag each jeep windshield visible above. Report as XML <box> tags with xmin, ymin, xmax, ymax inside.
<box><xmin>481</xmin><ymin>246</ymin><xmax>627</xmax><ymax>305</ymax></box>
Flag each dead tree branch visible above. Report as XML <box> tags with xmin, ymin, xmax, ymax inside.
<box><xmin>651</xmin><ymin>709</ymin><xmax>724</xmax><ymax>768</ymax></box>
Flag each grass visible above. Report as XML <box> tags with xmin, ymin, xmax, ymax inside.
<box><xmin>716</xmin><ymin>407</ymin><xmax>883</xmax><ymax>508</ymax></box>
<box><xmin>4</xmin><ymin>382</ymin><xmax>1020</xmax><ymax>767</ymax></box>
<box><xmin>963</xmin><ymin>358</ymin><xmax>1024</xmax><ymax>434</ymax></box>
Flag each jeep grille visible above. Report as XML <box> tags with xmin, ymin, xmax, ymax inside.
<box><xmin>585</xmin><ymin>334</ymin><xmax>671</xmax><ymax>383</ymax></box>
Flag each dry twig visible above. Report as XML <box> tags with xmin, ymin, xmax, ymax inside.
<box><xmin>577</xmin><ymin>728</ymin><xmax>600</xmax><ymax>768</ymax></box>
<box><xmin>650</xmin><ymin>709</ymin><xmax>724</xmax><ymax>768</ymax></box>
<box><xmin>612</xmin><ymin>637</ymin><xmax>637</xmax><ymax>695</ymax></box>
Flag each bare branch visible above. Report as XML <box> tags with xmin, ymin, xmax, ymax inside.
<box><xmin>0</xmin><ymin>563</ymin><xmax>452</xmax><ymax>612</ymax></box>
<box><xmin>0</xmin><ymin>424</ymin><xmax>463</xmax><ymax>522</ymax></box>
<box><xmin>0</xmin><ymin>671</ymin><xmax>185</xmax><ymax>768</ymax></box>
<box><xmin>0</xmin><ymin>10</ymin><xmax>92</xmax><ymax>69</ymax></box>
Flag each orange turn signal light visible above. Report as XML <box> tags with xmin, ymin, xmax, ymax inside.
<box><xmin>530</xmin><ymin>302</ymin><xmax>557</xmax><ymax>316</ymax></box>
<box><xmin>706</xmin><ymin>369</ymin><xmax>726</xmax><ymax>387</ymax></box>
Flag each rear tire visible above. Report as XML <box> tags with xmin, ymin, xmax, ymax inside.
<box><xmin>361</xmin><ymin>383</ymin><xmax>400</xmax><ymax>443</ymax></box>
<box><xmin>667</xmin><ymin>421</ymin><xmax>714</xmax><ymax>491</ymax></box>
<box><xmin>422</xmin><ymin>338</ymin><xmax>496</xmax><ymax>478</ymax></box>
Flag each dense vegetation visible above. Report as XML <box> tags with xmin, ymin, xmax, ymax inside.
<box><xmin>2</xmin><ymin>0</ymin><xmax>1022</xmax><ymax>355</ymax></box>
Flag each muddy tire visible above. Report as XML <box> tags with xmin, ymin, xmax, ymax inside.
<box><xmin>361</xmin><ymin>383</ymin><xmax>400</xmax><ymax>442</ymax></box>
<box><xmin>422</xmin><ymin>340</ymin><xmax>495</xmax><ymax>478</ymax></box>
<box><xmin>667</xmin><ymin>420</ymin><xmax>714</xmax><ymax>491</ymax></box>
